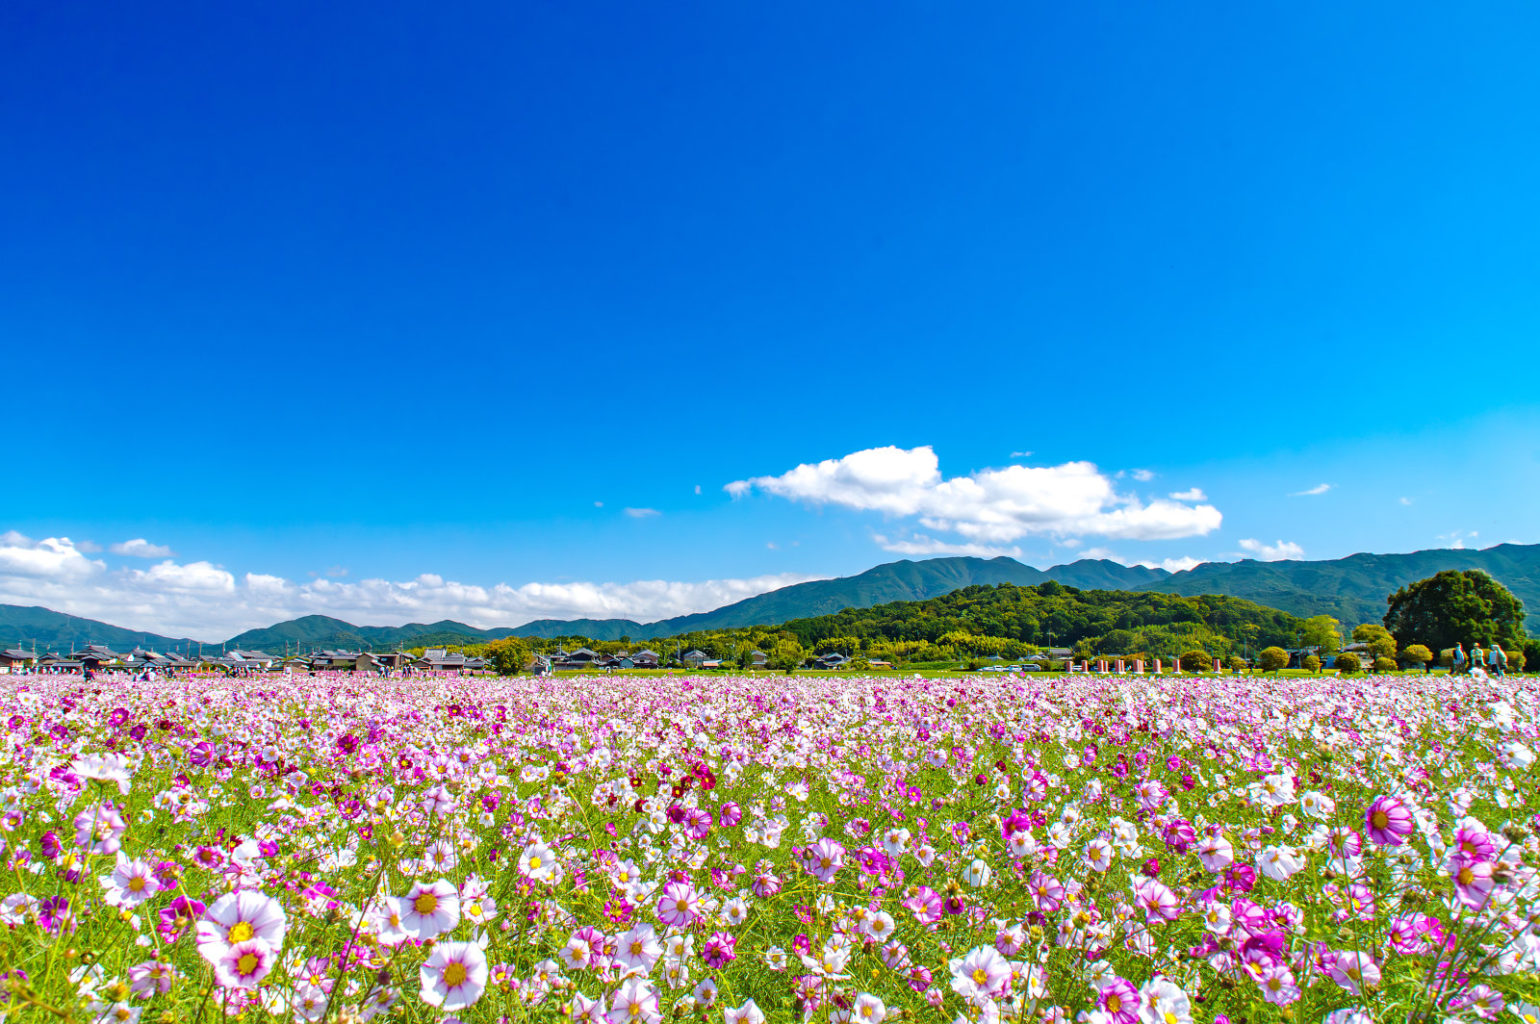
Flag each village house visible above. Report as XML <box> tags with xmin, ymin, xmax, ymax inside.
<box><xmin>0</xmin><ymin>649</ymin><xmax>36</xmax><ymax>673</ymax></box>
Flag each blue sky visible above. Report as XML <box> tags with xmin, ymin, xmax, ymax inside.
<box><xmin>3</xmin><ymin>0</ymin><xmax>1538</xmax><ymax>638</ymax></box>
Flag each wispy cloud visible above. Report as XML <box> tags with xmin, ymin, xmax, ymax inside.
<box><xmin>624</xmin><ymin>507</ymin><xmax>661</xmax><ymax>518</ymax></box>
<box><xmin>1438</xmin><ymin>530</ymin><xmax>1478</xmax><ymax>550</ymax></box>
<box><xmin>728</xmin><ymin>445</ymin><xmax>1220</xmax><ymax>544</ymax></box>
<box><xmin>1399</xmin><ymin>497</ymin><xmax>1413</xmax><ymax>506</ymax></box>
<box><xmin>1009</xmin><ymin>450</ymin><xmax>1033</xmax><ymax>459</ymax></box>
<box><xmin>1238</xmin><ymin>538</ymin><xmax>1305</xmax><ymax>561</ymax></box>
<box><xmin>1290</xmin><ymin>483</ymin><xmax>1332</xmax><ymax>497</ymax></box>
<box><xmin>1168</xmin><ymin>488</ymin><xmax>1207</xmax><ymax>502</ymax></box>
<box><xmin>1131</xmin><ymin>469</ymin><xmax>1156</xmax><ymax>482</ymax></box>
<box><xmin>110</xmin><ymin>538</ymin><xmax>176</xmax><ymax>559</ymax></box>
<box><xmin>871</xmin><ymin>532</ymin><xmax>1022</xmax><ymax>559</ymax></box>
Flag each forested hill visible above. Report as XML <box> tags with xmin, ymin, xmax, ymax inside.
<box><xmin>768</xmin><ymin>582</ymin><xmax>1306</xmax><ymax>661</ymax></box>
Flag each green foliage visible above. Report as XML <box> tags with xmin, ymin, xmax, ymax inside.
<box><xmin>1302</xmin><ymin>654</ymin><xmax>1322</xmax><ymax>673</ymax></box>
<box><xmin>484</xmin><ymin>637</ymin><xmax>531</xmax><ymax>676</ymax></box>
<box><xmin>1257</xmin><ymin>646</ymin><xmax>1289</xmax><ymax>672</ymax></box>
<box><xmin>1300</xmin><ymin>615</ymin><xmax>1342</xmax><ymax>654</ymax></box>
<box><xmin>1509</xmin><ymin>647</ymin><xmax>1526</xmax><ymax>672</ymax></box>
<box><xmin>1383</xmin><ymin>570</ymin><xmax>1528</xmax><ymax>655</ymax></box>
<box><xmin>1227</xmin><ymin>655</ymin><xmax>1248</xmax><ymax>672</ymax></box>
<box><xmin>1352</xmin><ymin>623</ymin><xmax>1397</xmax><ymax>660</ymax></box>
<box><xmin>1373</xmin><ymin>656</ymin><xmax>1397</xmax><ymax>672</ymax></box>
<box><xmin>1335</xmin><ymin>653</ymin><xmax>1360</xmax><ymax>674</ymax></box>
<box><xmin>1400</xmin><ymin>644</ymin><xmax>1433</xmax><ymax>669</ymax></box>
<box><xmin>1178</xmin><ymin>649</ymin><xmax>1211</xmax><ymax>673</ymax></box>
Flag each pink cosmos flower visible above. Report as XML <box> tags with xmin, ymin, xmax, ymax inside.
<box><xmin>1196</xmin><ymin>835</ymin><xmax>1234</xmax><ymax>872</ymax></box>
<box><xmin>1324</xmin><ymin>950</ymin><xmax>1381</xmax><ymax>995</ymax></box>
<box><xmin>702</xmin><ymin>931</ymin><xmax>737</xmax><ymax>968</ymax></box>
<box><xmin>1133</xmin><ymin>877</ymin><xmax>1181</xmax><ymax>922</ymax></box>
<box><xmin>1097</xmin><ymin>977</ymin><xmax>1140</xmax><ymax>1024</ymax></box>
<box><xmin>1452</xmin><ymin>858</ymin><xmax>1496</xmax><ymax>910</ymax></box>
<box><xmin>656</xmin><ymin>880</ymin><xmax>702</xmax><ymax>928</ymax></box>
<box><xmin>213</xmin><ymin>938</ymin><xmax>276</xmax><ymax>990</ymax></box>
<box><xmin>805</xmin><ymin>838</ymin><xmax>845</xmax><ymax>883</ymax></box>
<box><xmin>1364</xmin><ymin>796</ymin><xmax>1414</xmax><ymax>846</ymax></box>
<box><xmin>73</xmin><ymin>802</ymin><xmax>128</xmax><ymax>855</ymax></box>
<box><xmin>950</xmin><ymin>945</ymin><xmax>1010</xmax><ymax>1002</ymax></box>
<box><xmin>1027</xmin><ymin>871</ymin><xmax>1064</xmax><ymax>912</ymax></box>
<box><xmin>607</xmin><ymin>978</ymin><xmax>660</xmax><ymax>1023</ymax></box>
<box><xmin>1256</xmin><ymin>964</ymin><xmax>1299</xmax><ymax>1005</ymax></box>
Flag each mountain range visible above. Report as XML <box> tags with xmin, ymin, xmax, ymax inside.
<box><xmin>1</xmin><ymin>542</ymin><xmax>1535</xmax><ymax>652</ymax></box>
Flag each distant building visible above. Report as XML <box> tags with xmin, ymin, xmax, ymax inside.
<box><xmin>0</xmin><ymin>649</ymin><xmax>35</xmax><ymax>673</ymax></box>
<box><xmin>681</xmin><ymin>649</ymin><xmax>708</xmax><ymax>668</ymax></box>
<box><xmin>632</xmin><ymin>649</ymin><xmax>660</xmax><ymax>668</ymax></box>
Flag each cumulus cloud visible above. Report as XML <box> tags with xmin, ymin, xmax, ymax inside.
<box><xmin>0</xmin><ymin>528</ymin><xmax>825</xmax><ymax>640</ymax></box>
<box><xmin>0</xmin><ymin>534</ymin><xmax>106</xmax><ymax>581</ymax></box>
<box><xmin>871</xmin><ymin>533</ymin><xmax>1022</xmax><ymax>559</ymax></box>
<box><xmin>1238</xmin><ymin>538</ymin><xmax>1305</xmax><ymax>561</ymax></box>
<box><xmin>727</xmin><ymin>446</ymin><xmax>1221</xmax><ymax>544</ymax></box>
<box><xmin>1290</xmin><ymin>483</ymin><xmax>1332</xmax><ymax>497</ymax></box>
<box><xmin>1439</xmin><ymin>530</ymin><xmax>1478</xmax><ymax>550</ymax></box>
<box><xmin>1138</xmin><ymin>555</ymin><xmax>1202</xmax><ymax>573</ymax></box>
<box><xmin>624</xmin><ymin>507</ymin><xmax>661</xmax><ymax>518</ymax></box>
<box><xmin>110</xmin><ymin>538</ymin><xmax>176</xmax><ymax>559</ymax></box>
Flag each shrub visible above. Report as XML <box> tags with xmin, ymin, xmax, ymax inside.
<box><xmin>1178</xmin><ymin>650</ymin><xmax>1210</xmax><ymax>673</ymax></box>
<box><xmin>1373</xmin><ymin>656</ymin><xmax>1397</xmax><ymax>673</ymax></box>
<box><xmin>1400</xmin><ymin>644</ymin><xmax>1433</xmax><ymax>671</ymax></box>
<box><xmin>1227</xmin><ymin>655</ymin><xmax>1248</xmax><ymax>672</ymax></box>
<box><xmin>1257</xmin><ymin>646</ymin><xmax>1289</xmax><ymax>672</ymax></box>
<box><xmin>1303</xmin><ymin>654</ymin><xmax>1322</xmax><ymax>673</ymax></box>
<box><xmin>1510</xmin><ymin>648</ymin><xmax>1527</xmax><ymax>672</ymax></box>
<box><xmin>1335</xmin><ymin>653</ymin><xmax>1360</xmax><ymax>674</ymax></box>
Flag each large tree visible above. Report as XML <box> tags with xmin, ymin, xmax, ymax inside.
<box><xmin>1383</xmin><ymin>570</ymin><xmax>1528</xmax><ymax>655</ymax></box>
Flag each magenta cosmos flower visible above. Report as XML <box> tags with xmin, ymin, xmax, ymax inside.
<box><xmin>1364</xmin><ymin>796</ymin><xmax>1415</xmax><ymax>846</ymax></box>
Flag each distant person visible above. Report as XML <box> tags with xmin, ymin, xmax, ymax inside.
<box><xmin>1491</xmin><ymin>643</ymin><xmax>1507</xmax><ymax>678</ymax></box>
<box><xmin>1470</xmin><ymin>643</ymin><xmax>1486</xmax><ymax>676</ymax></box>
<box><xmin>1451</xmin><ymin>643</ymin><xmax>1465</xmax><ymax>675</ymax></box>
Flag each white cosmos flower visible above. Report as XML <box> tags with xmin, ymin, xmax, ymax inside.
<box><xmin>1257</xmin><ymin>845</ymin><xmax>1305</xmax><ymax>881</ymax></box>
<box><xmin>519</xmin><ymin>842</ymin><xmax>558</xmax><ymax>881</ymax></box>
<box><xmin>399</xmin><ymin>879</ymin><xmax>460</xmax><ymax>939</ymax></box>
<box><xmin>196</xmin><ymin>890</ymin><xmax>288</xmax><ymax>959</ymax></box>
<box><xmin>419</xmin><ymin>940</ymin><xmax>488</xmax><ymax>1011</ymax></box>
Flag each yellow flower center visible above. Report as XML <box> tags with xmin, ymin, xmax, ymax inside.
<box><xmin>1107</xmin><ymin>995</ymin><xmax>1122</xmax><ymax>1013</ymax></box>
<box><xmin>973</xmin><ymin>968</ymin><xmax>988</xmax><ymax>984</ymax></box>
<box><xmin>443</xmin><ymin>962</ymin><xmax>467</xmax><ymax>987</ymax></box>
<box><xmin>1371</xmin><ymin>810</ymin><xmax>1389</xmax><ymax>829</ymax></box>
<box><xmin>237</xmin><ymin>952</ymin><xmax>259</xmax><ymax>975</ymax></box>
<box><xmin>227</xmin><ymin>921</ymin><xmax>255</xmax><ymax>943</ymax></box>
<box><xmin>414</xmin><ymin>893</ymin><xmax>439</xmax><ymax>914</ymax></box>
<box><xmin>128</xmin><ymin>877</ymin><xmax>146</xmax><ymax>893</ymax></box>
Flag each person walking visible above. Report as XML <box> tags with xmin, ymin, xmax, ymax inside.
<box><xmin>1491</xmin><ymin>643</ymin><xmax>1507</xmax><ymax>678</ymax></box>
<box><xmin>1451</xmin><ymin>642</ymin><xmax>1465</xmax><ymax>675</ymax></box>
<box><xmin>1470</xmin><ymin>643</ymin><xmax>1486</xmax><ymax>676</ymax></box>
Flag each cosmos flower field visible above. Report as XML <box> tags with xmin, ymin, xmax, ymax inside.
<box><xmin>1</xmin><ymin>671</ymin><xmax>1537</xmax><ymax>1024</ymax></box>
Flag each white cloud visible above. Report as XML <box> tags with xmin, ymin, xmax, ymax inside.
<box><xmin>1290</xmin><ymin>483</ymin><xmax>1332</xmax><ymax>497</ymax></box>
<box><xmin>1131</xmin><ymin>469</ymin><xmax>1156</xmax><ymax>482</ymax></box>
<box><xmin>1439</xmin><ymin>530</ymin><xmax>1478</xmax><ymax>550</ymax></box>
<box><xmin>110</xmin><ymin>538</ymin><xmax>176</xmax><ymax>559</ymax></box>
<box><xmin>1238</xmin><ymin>538</ymin><xmax>1305</xmax><ymax>561</ymax></box>
<box><xmin>1168</xmin><ymin>488</ymin><xmax>1207</xmax><ymax>502</ymax></box>
<box><xmin>594</xmin><ymin>501</ymin><xmax>604</xmax><ymax>508</ymax></box>
<box><xmin>0</xmin><ymin>527</ymin><xmax>826</xmax><ymax>640</ymax></box>
<box><xmin>871</xmin><ymin>533</ymin><xmax>1022</xmax><ymax>559</ymax></box>
<box><xmin>693</xmin><ymin>485</ymin><xmax>702</xmax><ymax>495</ymax></box>
<box><xmin>1010</xmin><ymin>450</ymin><xmax>1033</xmax><ymax>459</ymax></box>
<box><xmin>0</xmin><ymin>534</ymin><xmax>106</xmax><ymax>581</ymax></box>
<box><xmin>1080</xmin><ymin>547</ymin><xmax>1119</xmax><ymax>560</ymax></box>
<box><xmin>728</xmin><ymin>446</ymin><xmax>1221</xmax><ymax>544</ymax></box>
<box><xmin>624</xmin><ymin>507</ymin><xmax>661</xmax><ymax>518</ymax></box>
<box><xmin>1399</xmin><ymin>497</ymin><xmax>1413</xmax><ymax>506</ymax></box>
<box><xmin>1137</xmin><ymin>556</ymin><xmax>1202</xmax><ymax>573</ymax></box>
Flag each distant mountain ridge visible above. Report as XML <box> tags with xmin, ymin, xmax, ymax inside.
<box><xmin>1</xmin><ymin>543</ymin><xmax>1535</xmax><ymax>651</ymax></box>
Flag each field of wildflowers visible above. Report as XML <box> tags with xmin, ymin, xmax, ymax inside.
<box><xmin>1</xmin><ymin>669</ymin><xmax>1537</xmax><ymax>1024</ymax></box>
